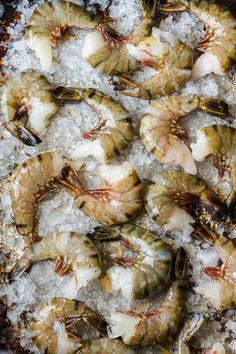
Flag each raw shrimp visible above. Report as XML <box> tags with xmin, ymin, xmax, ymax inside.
<box><xmin>27</xmin><ymin>298</ymin><xmax>108</xmax><ymax>354</ymax></box>
<box><xmin>82</xmin><ymin>0</ymin><xmax>158</xmax><ymax>75</ymax></box>
<box><xmin>109</xmin><ymin>248</ymin><xmax>189</xmax><ymax>347</ymax></box>
<box><xmin>54</xmin><ymin>87</ymin><xmax>134</xmax><ymax>162</ymax></box>
<box><xmin>8</xmin><ymin>232</ymin><xmax>101</xmax><ymax>291</ymax></box>
<box><xmin>25</xmin><ymin>0</ymin><xmax>100</xmax><ymax>71</ymax></box>
<box><xmin>160</xmin><ymin>0</ymin><xmax>236</xmax><ymax>80</ymax></box>
<box><xmin>140</xmin><ymin>95</ymin><xmax>229</xmax><ymax>174</ymax></box>
<box><xmin>145</xmin><ymin>170</ymin><xmax>230</xmax><ymax>237</ymax></box>
<box><xmin>48</xmin><ymin>161</ymin><xmax>144</xmax><ymax>226</ymax></box>
<box><xmin>111</xmin><ymin>27</ymin><xmax>194</xmax><ymax>99</ymax></box>
<box><xmin>10</xmin><ymin>151</ymin><xmax>65</xmax><ymax>245</ymax></box>
<box><xmin>196</xmin><ymin>233</ymin><xmax>236</xmax><ymax>310</ymax></box>
<box><xmin>92</xmin><ymin>223</ymin><xmax>172</xmax><ymax>300</ymax></box>
<box><xmin>77</xmin><ymin>338</ymin><xmax>135</xmax><ymax>354</ymax></box>
<box><xmin>191</xmin><ymin>125</ymin><xmax>236</xmax><ymax>192</ymax></box>
<box><xmin>0</xmin><ymin>72</ymin><xmax>59</xmax><ymax>146</ymax></box>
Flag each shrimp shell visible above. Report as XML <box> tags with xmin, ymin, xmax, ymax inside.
<box><xmin>25</xmin><ymin>0</ymin><xmax>99</xmax><ymax>70</ymax></box>
<box><xmin>10</xmin><ymin>152</ymin><xmax>65</xmax><ymax>245</ymax></box>
<box><xmin>9</xmin><ymin>232</ymin><xmax>101</xmax><ymax>292</ymax></box>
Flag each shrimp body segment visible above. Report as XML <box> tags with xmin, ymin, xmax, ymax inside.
<box><xmin>145</xmin><ymin>170</ymin><xmax>230</xmax><ymax>236</ymax></box>
<box><xmin>0</xmin><ymin>72</ymin><xmax>59</xmax><ymax>146</ymax></box>
<box><xmin>54</xmin><ymin>87</ymin><xmax>134</xmax><ymax>163</ymax></box>
<box><xmin>112</xmin><ymin>28</ymin><xmax>194</xmax><ymax>100</ymax></box>
<box><xmin>82</xmin><ymin>0</ymin><xmax>158</xmax><ymax>75</ymax></box>
<box><xmin>191</xmin><ymin>125</ymin><xmax>236</xmax><ymax>191</ymax></box>
<box><xmin>29</xmin><ymin>298</ymin><xmax>108</xmax><ymax>354</ymax></box>
<box><xmin>10</xmin><ymin>152</ymin><xmax>65</xmax><ymax>244</ymax></box>
<box><xmin>95</xmin><ymin>223</ymin><xmax>172</xmax><ymax>300</ymax></box>
<box><xmin>78</xmin><ymin>338</ymin><xmax>135</xmax><ymax>354</ymax></box>
<box><xmin>25</xmin><ymin>0</ymin><xmax>99</xmax><ymax>71</ymax></box>
<box><xmin>54</xmin><ymin>162</ymin><xmax>144</xmax><ymax>226</ymax></box>
<box><xmin>160</xmin><ymin>0</ymin><xmax>236</xmax><ymax>80</ymax></box>
<box><xmin>109</xmin><ymin>248</ymin><xmax>189</xmax><ymax>347</ymax></box>
<box><xmin>140</xmin><ymin>95</ymin><xmax>229</xmax><ymax>174</ymax></box>
<box><xmin>9</xmin><ymin>232</ymin><xmax>101</xmax><ymax>290</ymax></box>
<box><xmin>196</xmin><ymin>235</ymin><xmax>236</xmax><ymax>310</ymax></box>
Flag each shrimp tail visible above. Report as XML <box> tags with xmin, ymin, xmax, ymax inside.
<box><xmin>172</xmin><ymin>247</ymin><xmax>188</xmax><ymax>280</ymax></box>
<box><xmin>53</xmin><ymin>86</ymin><xmax>85</xmax><ymax>104</ymax></box>
<box><xmin>141</xmin><ymin>0</ymin><xmax>159</xmax><ymax>18</ymax></box>
<box><xmin>89</xmin><ymin>226</ymin><xmax>120</xmax><ymax>241</ymax></box>
<box><xmin>192</xmin><ymin>224</ymin><xmax>217</xmax><ymax>245</ymax></box>
<box><xmin>159</xmin><ymin>0</ymin><xmax>188</xmax><ymax>13</ymax></box>
<box><xmin>8</xmin><ymin>256</ymin><xmax>32</xmax><ymax>282</ymax></box>
<box><xmin>57</xmin><ymin>164</ymin><xmax>85</xmax><ymax>195</ymax></box>
<box><xmin>111</xmin><ymin>75</ymin><xmax>140</xmax><ymax>97</ymax></box>
<box><xmin>177</xmin><ymin>314</ymin><xmax>205</xmax><ymax>354</ymax></box>
<box><xmin>4</xmin><ymin>120</ymin><xmax>42</xmax><ymax>146</ymax></box>
<box><xmin>199</xmin><ymin>98</ymin><xmax>229</xmax><ymax>118</ymax></box>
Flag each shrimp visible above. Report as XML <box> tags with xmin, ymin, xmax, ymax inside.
<box><xmin>77</xmin><ymin>338</ymin><xmax>135</xmax><ymax>354</ymax></box>
<box><xmin>145</xmin><ymin>170</ymin><xmax>230</xmax><ymax>237</ymax></box>
<box><xmin>10</xmin><ymin>151</ymin><xmax>65</xmax><ymax>245</ymax></box>
<box><xmin>0</xmin><ymin>72</ymin><xmax>59</xmax><ymax>146</ymax></box>
<box><xmin>54</xmin><ymin>87</ymin><xmax>134</xmax><ymax>162</ymax></box>
<box><xmin>195</xmin><ymin>233</ymin><xmax>236</xmax><ymax>310</ymax></box>
<box><xmin>160</xmin><ymin>0</ymin><xmax>236</xmax><ymax>80</ymax></box>
<box><xmin>49</xmin><ymin>161</ymin><xmax>144</xmax><ymax>226</ymax></box>
<box><xmin>8</xmin><ymin>232</ymin><xmax>101</xmax><ymax>291</ymax></box>
<box><xmin>109</xmin><ymin>248</ymin><xmax>189</xmax><ymax>347</ymax></box>
<box><xmin>111</xmin><ymin>27</ymin><xmax>194</xmax><ymax>99</ymax></box>
<box><xmin>191</xmin><ymin>125</ymin><xmax>236</xmax><ymax>192</ymax></box>
<box><xmin>92</xmin><ymin>223</ymin><xmax>172</xmax><ymax>300</ymax></box>
<box><xmin>27</xmin><ymin>298</ymin><xmax>108</xmax><ymax>354</ymax></box>
<box><xmin>82</xmin><ymin>0</ymin><xmax>158</xmax><ymax>75</ymax></box>
<box><xmin>24</xmin><ymin>0</ymin><xmax>100</xmax><ymax>71</ymax></box>
<box><xmin>140</xmin><ymin>95</ymin><xmax>229</xmax><ymax>174</ymax></box>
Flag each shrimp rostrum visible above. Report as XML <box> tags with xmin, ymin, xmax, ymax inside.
<box><xmin>196</xmin><ymin>233</ymin><xmax>236</xmax><ymax>310</ymax></box>
<box><xmin>160</xmin><ymin>0</ymin><xmax>236</xmax><ymax>80</ymax></box>
<box><xmin>140</xmin><ymin>95</ymin><xmax>229</xmax><ymax>174</ymax></box>
<box><xmin>82</xmin><ymin>0</ymin><xmax>159</xmax><ymax>76</ymax></box>
<box><xmin>109</xmin><ymin>248</ymin><xmax>190</xmax><ymax>347</ymax></box>
<box><xmin>145</xmin><ymin>170</ymin><xmax>231</xmax><ymax>237</ymax></box>
<box><xmin>25</xmin><ymin>298</ymin><xmax>108</xmax><ymax>354</ymax></box>
<box><xmin>8</xmin><ymin>232</ymin><xmax>101</xmax><ymax>292</ymax></box>
<box><xmin>24</xmin><ymin>0</ymin><xmax>100</xmax><ymax>71</ymax></box>
<box><xmin>54</xmin><ymin>87</ymin><xmax>134</xmax><ymax>163</ymax></box>
<box><xmin>45</xmin><ymin>161</ymin><xmax>144</xmax><ymax>226</ymax></box>
<box><xmin>10</xmin><ymin>151</ymin><xmax>65</xmax><ymax>245</ymax></box>
<box><xmin>92</xmin><ymin>223</ymin><xmax>172</xmax><ymax>300</ymax></box>
<box><xmin>0</xmin><ymin>72</ymin><xmax>59</xmax><ymax>146</ymax></box>
<box><xmin>111</xmin><ymin>27</ymin><xmax>194</xmax><ymax>100</ymax></box>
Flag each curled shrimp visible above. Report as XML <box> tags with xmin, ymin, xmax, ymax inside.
<box><xmin>196</xmin><ymin>233</ymin><xmax>236</xmax><ymax>310</ymax></box>
<box><xmin>47</xmin><ymin>161</ymin><xmax>144</xmax><ymax>226</ymax></box>
<box><xmin>160</xmin><ymin>0</ymin><xmax>236</xmax><ymax>80</ymax></box>
<box><xmin>25</xmin><ymin>298</ymin><xmax>108</xmax><ymax>354</ymax></box>
<box><xmin>145</xmin><ymin>170</ymin><xmax>230</xmax><ymax>237</ymax></box>
<box><xmin>109</xmin><ymin>248</ymin><xmax>189</xmax><ymax>347</ymax></box>
<box><xmin>25</xmin><ymin>0</ymin><xmax>100</xmax><ymax>71</ymax></box>
<box><xmin>92</xmin><ymin>223</ymin><xmax>172</xmax><ymax>300</ymax></box>
<box><xmin>191</xmin><ymin>125</ymin><xmax>236</xmax><ymax>192</ymax></box>
<box><xmin>8</xmin><ymin>232</ymin><xmax>101</xmax><ymax>291</ymax></box>
<box><xmin>10</xmin><ymin>151</ymin><xmax>65</xmax><ymax>245</ymax></box>
<box><xmin>54</xmin><ymin>87</ymin><xmax>134</xmax><ymax>162</ymax></box>
<box><xmin>111</xmin><ymin>27</ymin><xmax>194</xmax><ymax>99</ymax></box>
<box><xmin>82</xmin><ymin>0</ymin><xmax>158</xmax><ymax>75</ymax></box>
<box><xmin>77</xmin><ymin>338</ymin><xmax>135</xmax><ymax>354</ymax></box>
<box><xmin>0</xmin><ymin>72</ymin><xmax>59</xmax><ymax>146</ymax></box>
<box><xmin>140</xmin><ymin>95</ymin><xmax>229</xmax><ymax>174</ymax></box>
